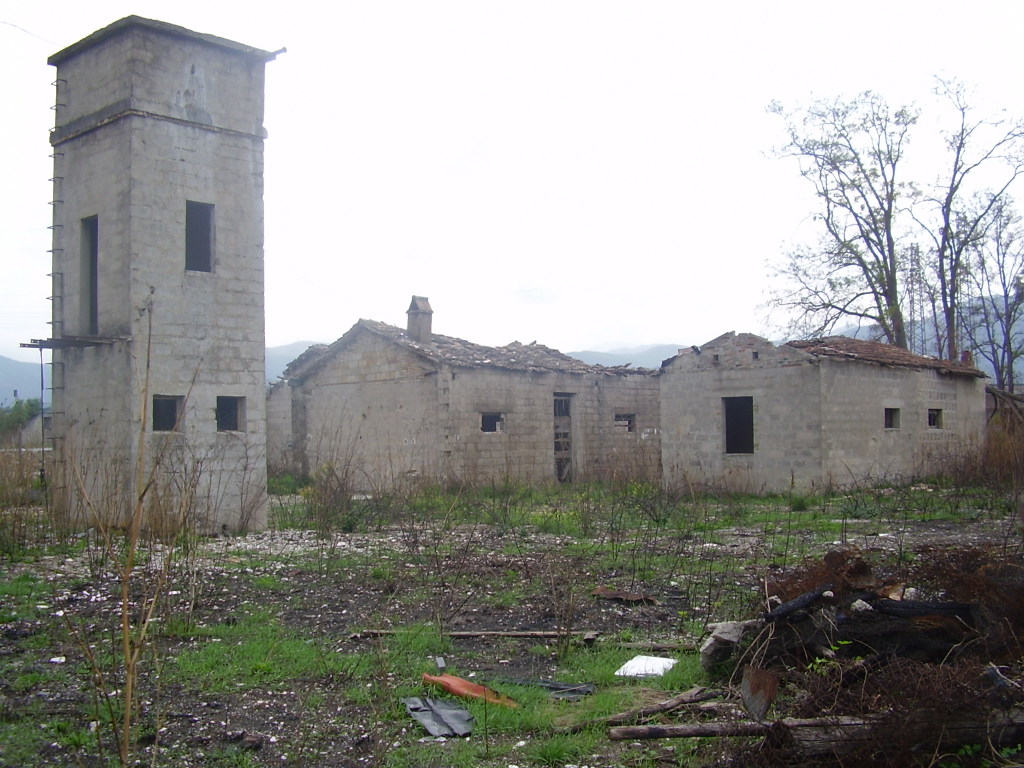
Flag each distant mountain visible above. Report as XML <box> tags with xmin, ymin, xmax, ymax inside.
<box><xmin>567</xmin><ymin>344</ymin><xmax>683</xmax><ymax>370</ymax></box>
<box><xmin>266</xmin><ymin>341</ymin><xmax>324</xmax><ymax>383</ymax></box>
<box><xmin>0</xmin><ymin>356</ymin><xmax>48</xmax><ymax>405</ymax></box>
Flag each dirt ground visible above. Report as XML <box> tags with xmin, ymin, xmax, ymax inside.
<box><xmin>1</xmin><ymin>513</ymin><xmax>1020</xmax><ymax>768</ymax></box>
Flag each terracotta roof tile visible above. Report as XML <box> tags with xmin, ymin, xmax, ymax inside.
<box><xmin>286</xmin><ymin>320</ymin><xmax>654</xmax><ymax>383</ymax></box>
<box><xmin>785</xmin><ymin>337</ymin><xmax>984</xmax><ymax>377</ymax></box>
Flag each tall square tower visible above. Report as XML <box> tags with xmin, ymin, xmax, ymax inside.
<box><xmin>43</xmin><ymin>17</ymin><xmax>275</xmax><ymax>531</ymax></box>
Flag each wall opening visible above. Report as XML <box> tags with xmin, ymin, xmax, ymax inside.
<box><xmin>81</xmin><ymin>216</ymin><xmax>99</xmax><ymax>335</ymax></box>
<box><xmin>927</xmin><ymin>408</ymin><xmax>943</xmax><ymax>429</ymax></box>
<box><xmin>884</xmin><ymin>408</ymin><xmax>901</xmax><ymax>429</ymax></box>
<box><xmin>554</xmin><ymin>393</ymin><xmax>573</xmax><ymax>481</ymax></box>
<box><xmin>480</xmin><ymin>412</ymin><xmax>504</xmax><ymax>433</ymax></box>
<box><xmin>152</xmin><ymin>395</ymin><xmax>184</xmax><ymax>431</ymax></box>
<box><xmin>614</xmin><ymin>413</ymin><xmax>636</xmax><ymax>433</ymax></box>
<box><xmin>216</xmin><ymin>396</ymin><xmax>246</xmax><ymax>432</ymax></box>
<box><xmin>723</xmin><ymin>396</ymin><xmax>754</xmax><ymax>454</ymax></box>
<box><xmin>185</xmin><ymin>200</ymin><xmax>214</xmax><ymax>272</ymax></box>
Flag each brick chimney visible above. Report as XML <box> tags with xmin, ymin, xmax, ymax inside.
<box><xmin>407</xmin><ymin>296</ymin><xmax>433</xmax><ymax>343</ymax></box>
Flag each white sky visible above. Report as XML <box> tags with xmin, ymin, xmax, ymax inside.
<box><xmin>3</xmin><ymin>1</ymin><xmax>1023</xmax><ymax>362</ymax></box>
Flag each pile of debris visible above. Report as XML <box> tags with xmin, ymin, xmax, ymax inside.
<box><xmin>680</xmin><ymin>546</ymin><xmax>1024</xmax><ymax>766</ymax></box>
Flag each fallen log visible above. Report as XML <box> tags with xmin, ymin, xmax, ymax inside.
<box><xmin>609</xmin><ymin>716</ymin><xmax>865</xmax><ymax>742</ymax></box>
<box><xmin>609</xmin><ymin>709</ymin><xmax>1024</xmax><ymax>756</ymax></box>
<box><xmin>351</xmin><ymin>629</ymin><xmax>600</xmax><ymax>641</ymax></box>
<box><xmin>559</xmin><ymin>686</ymin><xmax>723</xmax><ymax>734</ymax></box>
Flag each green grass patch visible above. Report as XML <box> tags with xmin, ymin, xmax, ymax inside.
<box><xmin>172</xmin><ymin>609</ymin><xmax>365</xmax><ymax>692</ymax></box>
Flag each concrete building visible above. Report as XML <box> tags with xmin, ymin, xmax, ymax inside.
<box><xmin>268</xmin><ymin>298</ymin><xmax>661</xmax><ymax>490</ymax></box>
<box><xmin>34</xmin><ymin>17</ymin><xmax>276</xmax><ymax>531</ymax></box>
<box><xmin>660</xmin><ymin>333</ymin><xmax>987</xmax><ymax>493</ymax></box>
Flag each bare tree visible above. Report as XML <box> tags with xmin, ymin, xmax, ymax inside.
<box><xmin>769</xmin><ymin>92</ymin><xmax>917</xmax><ymax>347</ymax></box>
<box><xmin>771</xmin><ymin>82</ymin><xmax>1024</xmax><ymax>357</ymax></box>
<box><xmin>962</xmin><ymin>196</ymin><xmax>1024</xmax><ymax>391</ymax></box>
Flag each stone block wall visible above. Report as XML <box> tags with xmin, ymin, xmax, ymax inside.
<box><xmin>47</xmin><ymin>18</ymin><xmax>270</xmax><ymax>532</ymax></box>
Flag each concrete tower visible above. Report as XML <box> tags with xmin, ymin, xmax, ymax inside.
<box><xmin>41</xmin><ymin>17</ymin><xmax>276</xmax><ymax>532</ymax></box>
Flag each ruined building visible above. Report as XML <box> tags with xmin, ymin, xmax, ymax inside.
<box><xmin>660</xmin><ymin>332</ymin><xmax>987</xmax><ymax>493</ymax></box>
<box><xmin>31</xmin><ymin>18</ymin><xmax>276</xmax><ymax>531</ymax></box>
<box><xmin>268</xmin><ymin>298</ymin><xmax>661</xmax><ymax>489</ymax></box>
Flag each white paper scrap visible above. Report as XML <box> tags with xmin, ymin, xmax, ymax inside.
<box><xmin>614</xmin><ymin>655</ymin><xmax>677</xmax><ymax>678</ymax></box>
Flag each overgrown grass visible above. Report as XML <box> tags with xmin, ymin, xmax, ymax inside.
<box><xmin>0</xmin><ymin>479</ymin><xmax>1020</xmax><ymax>767</ymax></box>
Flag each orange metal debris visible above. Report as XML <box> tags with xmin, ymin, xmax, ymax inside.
<box><xmin>421</xmin><ymin>673</ymin><xmax>519</xmax><ymax>708</ymax></box>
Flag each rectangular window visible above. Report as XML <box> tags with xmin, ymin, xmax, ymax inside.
<box><xmin>152</xmin><ymin>395</ymin><xmax>184</xmax><ymax>432</ymax></box>
<box><xmin>927</xmin><ymin>408</ymin><xmax>943</xmax><ymax>429</ymax></box>
<box><xmin>554</xmin><ymin>395</ymin><xmax>572</xmax><ymax>418</ymax></box>
<box><xmin>216</xmin><ymin>396</ymin><xmax>246</xmax><ymax>432</ymax></box>
<box><xmin>884</xmin><ymin>408</ymin><xmax>901</xmax><ymax>429</ymax></box>
<box><xmin>185</xmin><ymin>200</ymin><xmax>214</xmax><ymax>272</ymax></box>
<box><xmin>480</xmin><ymin>413</ymin><xmax>504</xmax><ymax>433</ymax></box>
<box><xmin>614</xmin><ymin>413</ymin><xmax>636</xmax><ymax>433</ymax></box>
<box><xmin>81</xmin><ymin>216</ymin><xmax>99</xmax><ymax>335</ymax></box>
<box><xmin>723</xmin><ymin>396</ymin><xmax>754</xmax><ymax>454</ymax></box>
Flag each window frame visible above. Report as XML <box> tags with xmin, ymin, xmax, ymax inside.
<box><xmin>614</xmin><ymin>413</ymin><xmax>636</xmax><ymax>433</ymax></box>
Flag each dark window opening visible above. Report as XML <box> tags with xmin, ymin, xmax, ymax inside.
<box><xmin>216</xmin><ymin>396</ymin><xmax>246</xmax><ymax>432</ymax></box>
<box><xmin>752</xmin><ymin>351</ymin><xmax>759</xmax><ymax>360</ymax></box>
<box><xmin>81</xmin><ymin>216</ymin><xmax>99</xmax><ymax>335</ymax></box>
<box><xmin>555</xmin><ymin>457</ymin><xmax>572</xmax><ymax>482</ymax></box>
<box><xmin>927</xmin><ymin>408</ymin><xmax>943</xmax><ymax>429</ymax></box>
<box><xmin>185</xmin><ymin>200</ymin><xmax>214</xmax><ymax>272</ymax></box>
<box><xmin>554</xmin><ymin>394</ymin><xmax>572</xmax><ymax>417</ymax></box>
<box><xmin>723</xmin><ymin>396</ymin><xmax>754</xmax><ymax>454</ymax></box>
<box><xmin>884</xmin><ymin>408</ymin><xmax>901</xmax><ymax>429</ymax></box>
<box><xmin>153</xmin><ymin>395</ymin><xmax>183</xmax><ymax>432</ymax></box>
<box><xmin>614</xmin><ymin>413</ymin><xmax>636</xmax><ymax>433</ymax></box>
<box><xmin>480</xmin><ymin>413</ymin><xmax>504</xmax><ymax>433</ymax></box>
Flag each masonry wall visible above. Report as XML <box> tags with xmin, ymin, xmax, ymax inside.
<box><xmin>288</xmin><ymin>333</ymin><xmax>661</xmax><ymax>489</ymax></box>
<box><xmin>818</xmin><ymin>359</ymin><xmax>987</xmax><ymax>483</ymax></box>
<box><xmin>266</xmin><ymin>381</ymin><xmax>294</xmax><ymax>475</ymax></box>
<box><xmin>48</xmin><ymin>19</ymin><xmax>269</xmax><ymax>531</ymax></box>
<box><xmin>660</xmin><ymin>334</ymin><xmax>824</xmax><ymax>493</ymax></box>
<box><xmin>444</xmin><ymin>369</ymin><xmax>660</xmax><ymax>485</ymax></box>
<box><xmin>660</xmin><ymin>333</ymin><xmax>988</xmax><ymax>492</ymax></box>
<box><xmin>294</xmin><ymin>333</ymin><xmax>442</xmax><ymax>491</ymax></box>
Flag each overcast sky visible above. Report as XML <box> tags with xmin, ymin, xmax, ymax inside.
<box><xmin>3</xmin><ymin>1</ymin><xmax>1023</xmax><ymax>363</ymax></box>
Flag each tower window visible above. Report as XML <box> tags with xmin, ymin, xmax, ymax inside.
<box><xmin>927</xmin><ymin>409</ymin><xmax>943</xmax><ymax>429</ymax></box>
<box><xmin>185</xmin><ymin>200</ymin><xmax>214</xmax><ymax>272</ymax></box>
<box><xmin>153</xmin><ymin>395</ymin><xmax>184</xmax><ymax>431</ymax></box>
<box><xmin>723</xmin><ymin>396</ymin><xmax>754</xmax><ymax>454</ymax></box>
<box><xmin>81</xmin><ymin>216</ymin><xmax>99</xmax><ymax>334</ymax></box>
<box><xmin>216</xmin><ymin>396</ymin><xmax>246</xmax><ymax>432</ymax></box>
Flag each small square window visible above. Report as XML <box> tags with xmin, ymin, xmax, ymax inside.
<box><xmin>216</xmin><ymin>396</ymin><xmax>246</xmax><ymax>432</ymax></box>
<box><xmin>614</xmin><ymin>413</ymin><xmax>636</xmax><ymax>433</ymax></box>
<box><xmin>481</xmin><ymin>413</ymin><xmax>504</xmax><ymax>433</ymax></box>
<box><xmin>153</xmin><ymin>395</ymin><xmax>184</xmax><ymax>432</ymax></box>
<box><xmin>927</xmin><ymin>408</ymin><xmax>943</xmax><ymax>429</ymax></box>
<box><xmin>884</xmin><ymin>408</ymin><xmax>901</xmax><ymax>430</ymax></box>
